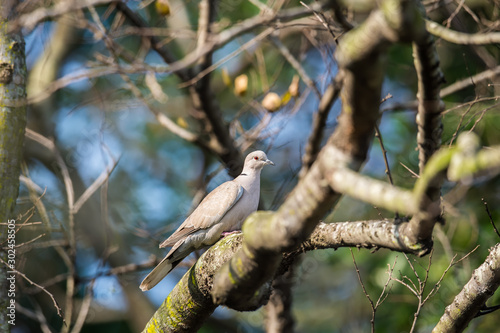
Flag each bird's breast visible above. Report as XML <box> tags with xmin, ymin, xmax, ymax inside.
<box><xmin>221</xmin><ymin>188</ymin><xmax>259</xmax><ymax>231</ymax></box>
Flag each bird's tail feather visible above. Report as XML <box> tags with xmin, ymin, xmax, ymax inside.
<box><xmin>140</xmin><ymin>256</ymin><xmax>178</xmax><ymax>291</ymax></box>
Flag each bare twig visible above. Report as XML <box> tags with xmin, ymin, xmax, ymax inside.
<box><xmin>180</xmin><ymin>27</ymin><xmax>276</xmax><ymax>87</ymax></box>
<box><xmin>20</xmin><ymin>166</ymin><xmax>51</xmax><ymax>229</ymax></box>
<box><xmin>16</xmin><ymin>302</ymin><xmax>53</xmax><ymax>333</ymax></box>
<box><xmin>482</xmin><ymin>198</ymin><xmax>500</xmax><ymax>239</ymax></box>
<box><xmin>391</xmin><ymin>252</ymin><xmax>435</xmax><ymax>333</ymax></box>
<box><xmin>467</xmin><ymin>102</ymin><xmax>500</xmax><ymax>134</ymax></box>
<box><xmin>440</xmin><ymin>65</ymin><xmax>500</xmax><ymax>97</ymax></box>
<box><xmin>72</xmin><ymin>155</ymin><xmax>120</xmax><ymax>214</ymax></box>
<box><xmin>374</xmin><ymin>124</ymin><xmax>397</xmax><ymax>195</ymax></box>
<box><xmin>24</xmin><ymin>128</ymin><xmax>77</xmax><ymax>332</ymax></box>
<box><xmin>391</xmin><ymin>246</ymin><xmax>480</xmax><ymax>332</ymax></box>
<box><xmin>269</xmin><ymin>35</ymin><xmax>320</xmax><ymax>98</ymax></box>
<box><xmin>11</xmin><ymin>0</ymin><xmax>115</xmax><ymax>32</ymax></box>
<box><xmin>7</xmin><ymin>233</ymin><xmax>45</xmax><ymax>249</ymax></box>
<box><xmin>0</xmin><ymin>257</ymin><xmax>64</xmax><ymax>319</ymax></box>
<box><xmin>350</xmin><ymin>249</ymin><xmax>395</xmax><ymax>333</ymax></box>
<box><xmin>374</xmin><ymin>123</ymin><xmax>398</xmax><ymax>220</ymax></box>
<box><xmin>382</xmin><ymin>67</ymin><xmax>500</xmax><ymax>113</ymax></box>
<box><xmin>300</xmin><ymin>74</ymin><xmax>343</xmax><ymax>177</ymax></box>
<box><xmin>29</xmin><ymin>2</ymin><xmax>328</xmax><ymax>103</ymax></box>
<box><xmin>399</xmin><ymin>162</ymin><xmax>419</xmax><ymax>178</ymax></box>
<box><xmin>448</xmin><ymin>98</ymin><xmax>475</xmax><ymax>147</ymax></box>
<box><xmin>70</xmin><ymin>283</ymin><xmax>94</xmax><ymax>333</ymax></box>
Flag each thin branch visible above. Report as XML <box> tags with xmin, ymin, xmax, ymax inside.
<box><xmin>374</xmin><ymin>124</ymin><xmax>398</xmax><ymax>218</ymax></box>
<box><xmin>300</xmin><ymin>1</ymin><xmax>348</xmax><ymax>42</ymax></box>
<box><xmin>118</xmin><ymin>71</ymin><xmax>203</xmax><ymax>145</ymax></box>
<box><xmin>72</xmin><ymin>155</ymin><xmax>120</xmax><ymax>214</ymax></box>
<box><xmin>10</xmin><ymin>0</ymin><xmax>115</xmax><ymax>32</ymax></box>
<box><xmin>25</xmin><ymin>129</ymin><xmax>77</xmax><ymax>333</ymax></box>
<box><xmin>448</xmin><ymin>98</ymin><xmax>476</xmax><ymax>147</ymax></box>
<box><xmin>482</xmin><ymin>198</ymin><xmax>500</xmax><ymax>239</ymax></box>
<box><xmin>350</xmin><ymin>249</ymin><xmax>376</xmax><ymax>333</ymax></box>
<box><xmin>25</xmin><ymin>129</ymin><xmax>76</xmax><ymax>255</ymax></box>
<box><xmin>0</xmin><ymin>257</ymin><xmax>64</xmax><ymax>319</ymax></box>
<box><xmin>29</xmin><ymin>2</ymin><xmax>329</xmax><ymax>103</ymax></box>
<box><xmin>440</xmin><ymin>65</ymin><xmax>500</xmax><ymax>97</ymax></box>
<box><xmin>70</xmin><ymin>283</ymin><xmax>94</xmax><ymax>333</ymax></box>
<box><xmin>16</xmin><ymin>302</ymin><xmax>53</xmax><ymax>333</ymax></box>
<box><xmin>269</xmin><ymin>35</ymin><xmax>321</xmax><ymax>98</ymax></box>
<box><xmin>300</xmin><ymin>74</ymin><xmax>343</xmax><ymax>177</ymax></box>
<box><xmin>382</xmin><ymin>67</ymin><xmax>500</xmax><ymax>113</ymax></box>
<box><xmin>114</xmin><ymin>2</ymin><xmax>191</xmax><ymax>82</ymax></box>
<box><xmin>7</xmin><ymin>233</ymin><xmax>45</xmax><ymax>249</ymax></box>
<box><xmin>20</xmin><ymin>167</ymin><xmax>52</xmax><ymax>229</ymax></box>
<box><xmin>399</xmin><ymin>162</ymin><xmax>419</xmax><ymax>178</ymax></box>
<box><xmin>179</xmin><ymin>27</ymin><xmax>276</xmax><ymax>87</ymax></box>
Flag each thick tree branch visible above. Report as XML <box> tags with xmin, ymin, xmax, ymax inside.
<box><xmin>433</xmin><ymin>243</ymin><xmax>500</xmax><ymax>332</ymax></box>
<box><xmin>301</xmin><ymin>221</ymin><xmax>420</xmax><ymax>254</ymax></box>
<box><xmin>327</xmin><ymin>167</ymin><xmax>416</xmax><ymax>214</ymax></box>
<box><xmin>413</xmin><ymin>26</ymin><xmax>445</xmax><ymax>174</ymax></box>
<box><xmin>141</xmin><ymin>234</ymin><xmax>270</xmax><ymax>332</ymax></box>
<box><xmin>264</xmin><ymin>265</ymin><xmax>295</xmax><ymax>333</ymax></box>
<box><xmin>404</xmin><ymin>2</ymin><xmax>445</xmax><ymax>244</ymax></box>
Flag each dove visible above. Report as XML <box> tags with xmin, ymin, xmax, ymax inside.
<box><xmin>140</xmin><ymin>150</ymin><xmax>274</xmax><ymax>291</ymax></box>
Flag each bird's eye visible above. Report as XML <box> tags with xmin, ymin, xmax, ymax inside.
<box><xmin>254</xmin><ymin>156</ymin><xmax>259</xmax><ymax>160</ymax></box>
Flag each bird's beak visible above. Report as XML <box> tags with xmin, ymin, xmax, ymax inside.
<box><xmin>265</xmin><ymin>159</ymin><xmax>275</xmax><ymax>166</ymax></box>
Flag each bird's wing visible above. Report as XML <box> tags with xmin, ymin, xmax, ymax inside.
<box><xmin>159</xmin><ymin>181</ymin><xmax>243</xmax><ymax>248</ymax></box>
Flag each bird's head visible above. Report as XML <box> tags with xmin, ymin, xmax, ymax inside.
<box><xmin>243</xmin><ymin>150</ymin><xmax>274</xmax><ymax>172</ymax></box>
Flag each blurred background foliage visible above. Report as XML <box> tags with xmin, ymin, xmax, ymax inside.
<box><xmin>12</xmin><ymin>0</ymin><xmax>500</xmax><ymax>332</ymax></box>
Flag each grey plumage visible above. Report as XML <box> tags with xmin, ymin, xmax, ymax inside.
<box><xmin>140</xmin><ymin>150</ymin><xmax>274</xmax><ymax>291</ymax></box>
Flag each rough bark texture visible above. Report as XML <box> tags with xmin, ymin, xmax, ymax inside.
<box><xmin>265</xmin><ymin>265</ymin><xmax>295</xmax><ymax>333</ymax></box>
<box><xmin>0</xmin><ymin>6</ymin><xmax>27</xmax><ymax>331</ymax></box>
<box><xmin>407</xmin><ymin>1</ymin><xmax>446</xmax><ymax>244</ymax></box>
<box><xmin>141</xmin><ymin>234</ymin><xmax>271</xmax><ymax>332</ymax></box>
<box><xmin>433</xmin><ymin>243</ymin><xmax>500</xmax><ymax>333</ymax></box>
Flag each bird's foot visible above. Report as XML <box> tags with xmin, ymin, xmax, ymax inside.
<box><xmin>221</xmin><ymin>230</ymin><xmax>241</xmax><ymax>238</ymax></box>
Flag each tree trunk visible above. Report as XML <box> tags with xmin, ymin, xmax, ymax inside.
<box><xmin>0</xmin><ymin>3</ymin><xmax>27</xmax><ymax>331</ymax></box>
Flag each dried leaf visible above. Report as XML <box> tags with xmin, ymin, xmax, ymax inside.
<box><xmin>234</xmin><ymin>74</ymin><xmax>248</xmax><ymax>96</ymax></box>
<box><xmin>288</xmin><ymin>74</ymin><xmax>300</xmax><ymax>97</ymax></box>
<box><xmin>262</xmin><ymin>92</ymin><xmax>281</xmax><ymax>112</ymax></box>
